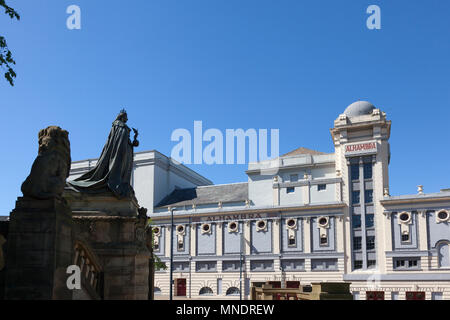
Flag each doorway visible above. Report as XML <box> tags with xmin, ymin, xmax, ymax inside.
<box><xmin>175</xmin><ymin>278</ymin><xmax>186</xmax><ymax>296</ymax></box>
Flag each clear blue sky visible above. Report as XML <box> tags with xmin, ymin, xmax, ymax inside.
<box><xmin>1</xmin><ymin>0</ymin><xmax>449</xmax><ymax>214</ymax></box>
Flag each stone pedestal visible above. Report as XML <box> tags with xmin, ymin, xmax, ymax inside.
<box><xmin>4</xmin><ymin>197</ymin><xmax>74</xmax><ymax>300</ymax></box>
<box><xmin>65</xmin><ymin>190</ymin><xmax>150</xmax><ymax>300</ymax></box>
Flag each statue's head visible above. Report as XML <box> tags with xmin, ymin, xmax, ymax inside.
<box><xmin>116</xmin><ymin>108</ymin><xmax>128</xmax><ymax>123</ymax></box>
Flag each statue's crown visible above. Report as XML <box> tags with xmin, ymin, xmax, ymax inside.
<box><xmin>120</xmin><ymin>108</ymin><xmax>127</xmax><ymax>114</ymax></box>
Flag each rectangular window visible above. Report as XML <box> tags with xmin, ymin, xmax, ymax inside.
<box><xmin>174</xmin><ymin>262</ymin><xmax>189</xmax><ymax>271</ymax></box>
<box><xmin>352</xmin><ymin>215</ymin><xmax>361</xmax><ymax>229</ymax></box>
<box><xmin>154</xmin><ymin>243</ymin><xmax>159</xmax><ymax>251</ymax></box>
<box><xmin>409</xmin><ymin>259</ymin><xmax>418</xmax><ymax>268</ymax></box>
<box><xmin>288</xmin><ymin>237</ymin><xmax>296</xmax><ymax>247</ymax></box>
<box><xmin>177</xmin><ymin>242</ymin><xmax>184</xmax><ymax>251</ymax></box>
<box><xmin>196</xmin><ymin>261</ymin><xmax>217</xmax><ymax>272</ymax></box>
<box><xmin>320</xmin><ymin>236</ymin><xmax>328</xmax><ymax>246</ymax></box>
<box><xmin>354</xmin><ymin>260</ymin><xmax>363</xmax><ymax>270</ymax></box>
<box><xmin>353</xmin><ymin>237</ymin><xmax>362</xmax><ymax>250</ymax></box>
<box><xmin>318</xmin><ymin>184</ymin><xmax>327</xmax><ymax>191</ymax></box>
<box><xmin>352</xmin><ymin>191</ymin><xmax>360</xmax><ymax>204</ymax></box>
<box><xmin>287</xmin><ymin>187</ymin><xmax>295</xmax><ymax>194</ymax></box>
<box><xmin>365</xmin><ymin>190</ymin><xmax>373</xmax><ymax>203</ymax></box>
<box><xmin>363</xmin><ymin>163</ymin><xmax>372</xmax><ymax>179</ymax></box>
<box><xmin>281</xmin><ymin>259</ymin><xmax>305</xmax><ymax>271</ymax></box>
<box><xmin>405</xmin><ymin>292</ymin><xmax>425</xmax><ymax>300</ymax></box>
<box><xmin>396</xmin><ymin>259</ymin><xmax>405</xmax><ymax>268</ymax></box>
<box><xmin>393</xmin><ymin>258</ymin><xmax>420</xmax><ymax>270</ymax></box>
<box><xmin>311</xmin><ymin>259</ymin><xmax>338</xmax><ymax>271</ymax></box>
<box><xmin>401</xmin><ymin>234</ymin><xmax>410</xmax><ymax>242</ymax></box>
<box><xmin>432</xmin><ymin>292</ymin><xmax>443</xmax><ymax>300</ymax></box>
<box><xmin>366</xmin><ymin>291</ymin><xmax>385</xmax><ymax>300</ymax></box>
<box><xmin>222</xmin><ymin>261</ymin><xmax>240</xmax><ymax>272</ymax></box>
<box><xmin>290</xmin><ymin>174</ymin><xmax>298</xmax><ymax>182</ymax></box>
<box><xmin>250</xmin><ymin>260</ymin><xmax>274</xmax><ymax>271</ymax></box>
<box><xmin>365</xmin><ymin>214</ymin><xmax>375</xmax><ymax>228</ymax></box>
<box><xmin>351</xmin><ymin>164</ymin><xmax>360</xmax><ymax>180</ymax></box>
<box><xmin>366</xmin><ymin>236</ymin><xmax>375</xmax><ymax>250</ymax></box>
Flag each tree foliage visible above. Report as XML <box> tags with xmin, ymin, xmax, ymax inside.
<box><xmin>0</xmin><ymin>0</ymin><xmax>20</xmax><ymax>86</ymax></box>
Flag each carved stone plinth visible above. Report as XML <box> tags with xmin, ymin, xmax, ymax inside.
<box><xmin>4</xmin><ymin>197</ymin><xmax>74</xmax><ymax>300</ymax></box>
<box><xmin>64</xmin><ymin>190</ymin><xmax>150</xmax><ymax>300</ymax></box>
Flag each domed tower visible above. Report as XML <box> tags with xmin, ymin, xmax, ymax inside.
<box><xmin>331</xmin><ymin>101</ymin><xmax>391</xmax><ymax>274</ymax></box>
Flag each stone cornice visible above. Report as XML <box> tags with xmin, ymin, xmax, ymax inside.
<box><xmin>246</xmin><ymin>161</ymin><xmax>334</xmax><ymax>175</ymax></box>
<box><xmin>381</xmin><ymin>196</ymin><xmax>450</xmax><ymax>206</ymax></box>
<box><xmin>151</xmin><ymin>202</ymin><xmax>346</xmax><ymax>222</ymax></box>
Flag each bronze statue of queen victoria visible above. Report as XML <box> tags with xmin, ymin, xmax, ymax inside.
<box><xmin>67</xmin><ymin>109</ymin><xmax>139</xmax><ymax>199</ymax></box>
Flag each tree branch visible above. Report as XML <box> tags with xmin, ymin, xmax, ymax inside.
<box><xmin>0</xmin><ymin>0</ymin><xmax>20</xmax><ymax>20</ymax></box>
<box><xmin>1</xmin><ymin>1</ymin><xmax>19</xmax><ymax>86</ymax></box>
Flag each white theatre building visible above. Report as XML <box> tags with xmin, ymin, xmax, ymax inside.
<box><xmin>69</xmin><ymin>101</ymin><xmax>450</xmax><ymax>300</ymax></box>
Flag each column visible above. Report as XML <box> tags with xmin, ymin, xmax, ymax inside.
<box><xmin>273</xmin><ymin>219</ymin><xmax>280</xmax><ymax>254</ymax></box>
<box><xmin>336</xmin><ymin>215</ymin><xmax>345</xmax><ymax>252</ymax></box>
<box><xmin>303</xmin><ymin>217</ymin><xmax>311</xmax><ymax>253</ymax></box>
<box><xmin>165</xmin><ymin>225</ymin><xmax>171</xmax><ymax>258</ymax></box>
<box><xmin>302</xmin><ymin>182</ymin><xmax>310</xmax><ymax>205</ymax></box>
<box><xmin>417</xmin><ymin>210</ymin><xmax>428</xmax><ymax>251</ymax></box>
<box><xmin>217</xmin><ymin>222</ymin><xmax>223</xmax><ymax>256</ymax></box>
<box><xmin>383</xmin><ymin>211</ymin><xmax>393</xmax><ymax>252</ymax></box>
<box><xmin>191</xmin><ymin>224</ymin><xmax>197</xmax><ymax>256</ymax></box>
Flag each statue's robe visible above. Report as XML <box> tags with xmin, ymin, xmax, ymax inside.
<box><xmin>67</xmin><ymin>120</ymin><xmax>134</xmax><ymax>199</ymax></box>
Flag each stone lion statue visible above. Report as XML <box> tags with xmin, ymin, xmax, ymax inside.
<box><xmin>21</xmin><ymin>126</ymin><xmax>71</xmax><ymax>199</ymax></box>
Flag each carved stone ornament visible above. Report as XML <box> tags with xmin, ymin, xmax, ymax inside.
<box><xmin>21</xmin><ymin>126</ymin><xmax>71</xmax><ymax>200</ymax></box>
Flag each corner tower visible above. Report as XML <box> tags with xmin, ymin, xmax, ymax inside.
<box><xmin>331</xmin><ymin>101</ymin><xmax>391</xmax><ymax>273</ymax></box>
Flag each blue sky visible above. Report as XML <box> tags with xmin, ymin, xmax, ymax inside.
<box><xmin>0</xmin><ymin>0</ymin><xmax>449</xmax><ymax>214</ymax></box>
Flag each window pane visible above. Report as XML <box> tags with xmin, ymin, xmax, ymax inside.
<box><xmin>354</xmin><ymin>260</ymin><xmax>363</xmax><ymax>270</ymax></box>
<box><xmin>352</xmin><ymin>215</ymin><xmax>361</xmax><ymax>229</ymax></box>
<box><xmin>351</xmin><ymin>165</ymin><xmax>360</xmax><ymax>180</ymax></box>
<box><xmin>353</xmin><ymin>237</ymin><xmax>362</xmax><ymax>250</ymax></box>
<box><xmin>352</xmin><ymin>191</ymin><xmax>360</xmax><ymax>204</ymax></box>
<box><xmin>432</xmin><ymin>292</ymin><xmax>443</xmax><ymax>300</ymax></box>
<box><xmin>363</xmin><ymin>163</ymin><xmax>372</xmax><ymax>179</ymax></box>
<box><xmin>367</xmin><ymin>260</ymin><xmax>376</xmax><ymax>268</ymax></box>
<box><xmin>409</xmin><ymin>259</ymin><xmax>418</xmax><ymax>267</ymax></box>
<box><xmin>365</xmin><ymin>214</ymin><xmax>375</xmax><ymax>228</ymax></box>
<box><xmin>365</xmin><ymin>190</ymin><xmax>373</xmax><ymax>203</ymax></box>
<box><xmin>366</xmin><ymin>236</ymin><xmax>375</xmax><ymax>250</ymax></box>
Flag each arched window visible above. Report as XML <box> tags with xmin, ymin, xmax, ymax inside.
<box><xmin>154</xmin><ymin>287</ymin><xmax>162</xmax><ymax>295</ymax></box>
<box><xmin>226</xmin><ymin>287</ymin><xmax>240</xmax><ymax>296</ymax></box>
<box><xmin>438</xmin><ymin>242</ymin><xmax>450</xmax><ymax>268</ymax></box>
<box><xmin>199</xmin><ymin>287</ymin><xmax>213</xmax><ymax>296</ymax></box>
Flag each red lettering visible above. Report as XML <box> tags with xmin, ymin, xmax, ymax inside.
<box><xmin>346</xmin><ymin>142</ymin><xmax>376</xmax><ymax>153</ymax></box>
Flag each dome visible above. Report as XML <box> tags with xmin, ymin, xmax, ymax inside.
<box><xmin>343</xmin><ymin>101</ymin><xmax>375</xmax><ymax>117</ymax></box>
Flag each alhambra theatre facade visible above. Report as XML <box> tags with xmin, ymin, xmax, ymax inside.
<box><xmin>69</xmin><ymin>101</ymin><xmax>450</xmax><ymax>300</ymax></box>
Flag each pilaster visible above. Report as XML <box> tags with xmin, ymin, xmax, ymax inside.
<box><xmin>303</xmin><ymin>217</ymin><xmax>311</xmax><ymax>254</ymax></box>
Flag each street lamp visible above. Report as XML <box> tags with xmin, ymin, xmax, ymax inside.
<box><xmin>239</xmin><ymin>223</ymin><xmax>243</xmax><ymax>301</ymax></box>
<box><xmin>169</xmin><ymin>207</ymin><xmax>174</xmax><ymax>300</ymax></box>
